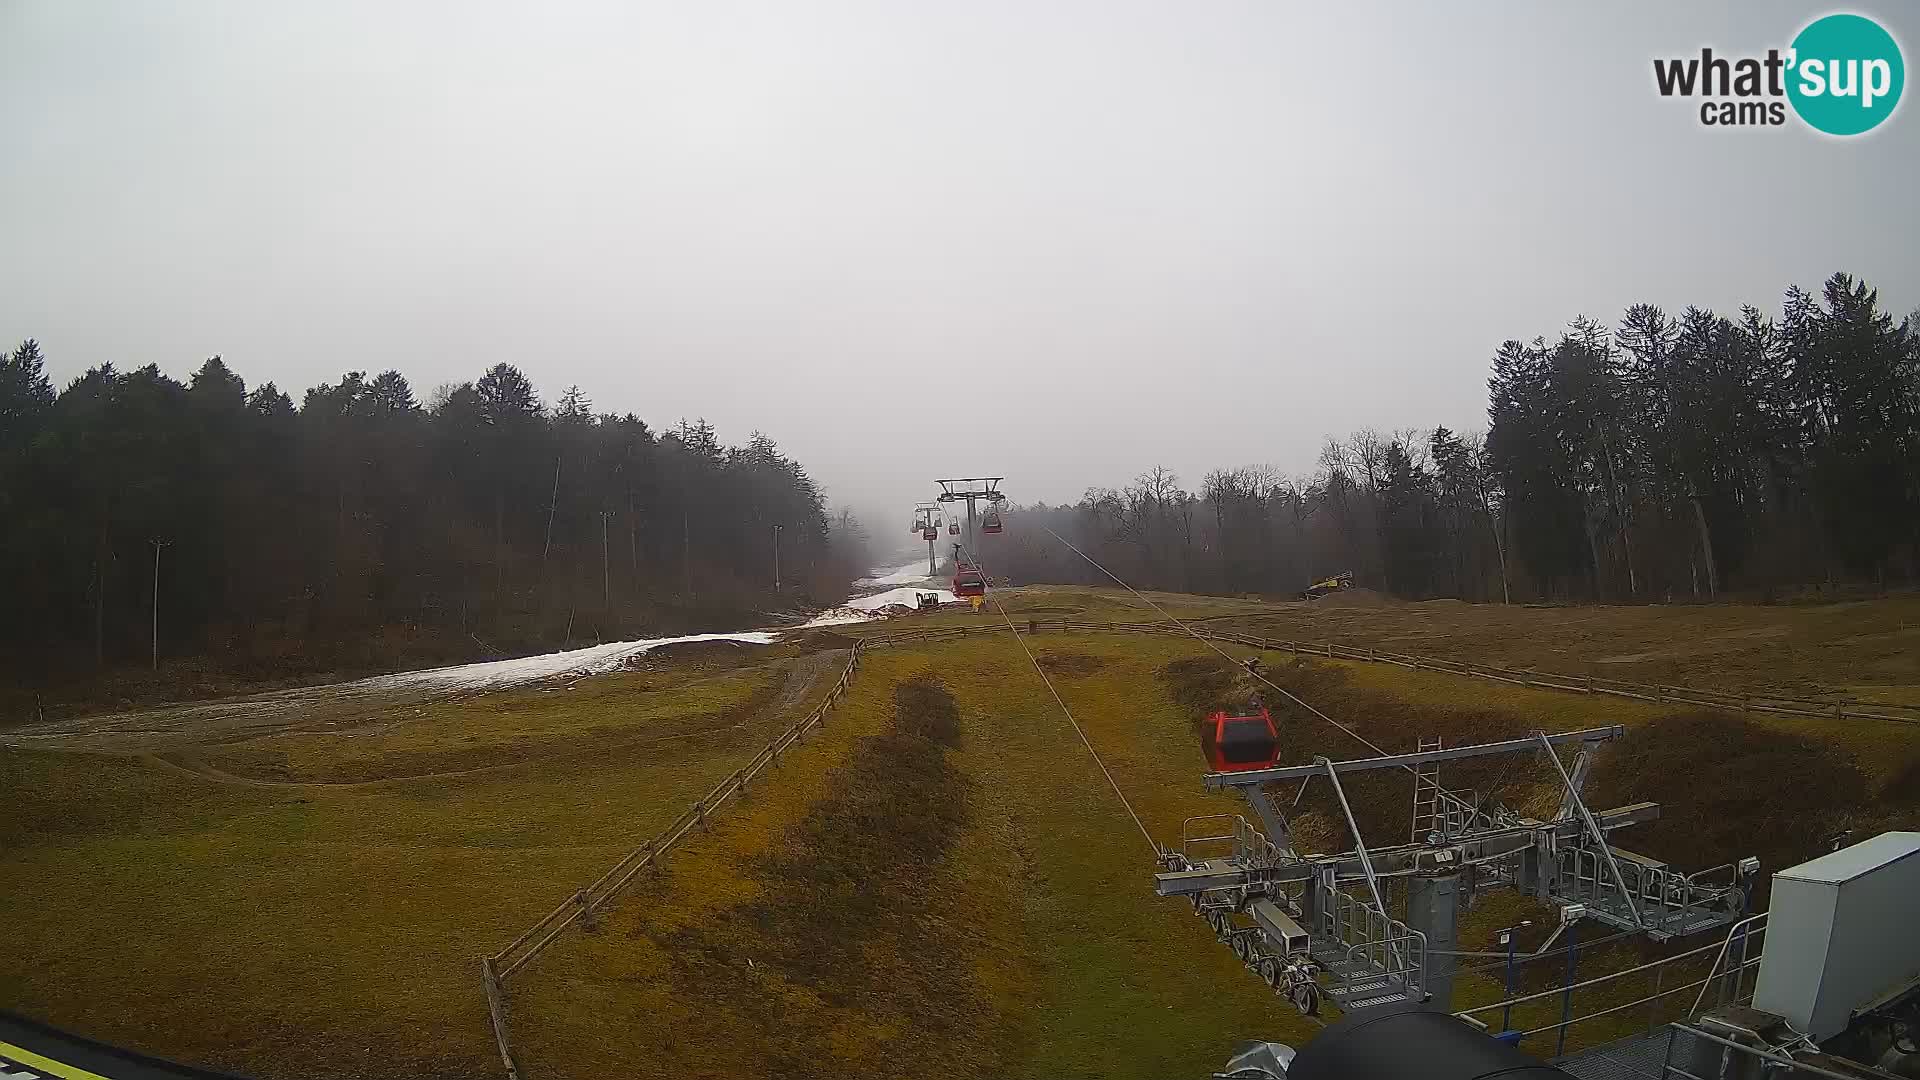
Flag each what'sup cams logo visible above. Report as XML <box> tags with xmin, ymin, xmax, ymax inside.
<box><xmin>1654</xmin><ymin>13</ymin><xmax>1904</xmax><ymax>135</ymax></box>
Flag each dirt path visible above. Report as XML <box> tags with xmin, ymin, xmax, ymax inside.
<box><xmin>774</xmin><ymin>649</ymin><xmax>849</xmax><ymax>713</ymax></box>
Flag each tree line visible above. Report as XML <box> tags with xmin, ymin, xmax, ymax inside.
<box><xmin>987</xmin><ymin>273</ymin><xmax>1918</xmax><ymax>603</ymax></box>
<box><xmin>0</xmin><ymin>350</ymin><xmax>863</xmax><ymax>687</ymax></box>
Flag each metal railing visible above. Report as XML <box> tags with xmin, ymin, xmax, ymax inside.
<box><xmin>1313</xmin><ymin>881</ymin><xmax>1427</xmax><ymax>1001</ymax></box>
<box><xmin>1656</xmin><ymin>1022</ymin><xmax>1856</xmax><ymax>1080</ymax></box>
<box><xmin>1458</xmin><ymin>916</ymin><xmax>1767</xmax><ymax>1057</ymax></box>
<box><xmin>1555</xmin><ymin>844</ymin><xmax>1739</xmax><ymax>935</ymax></box>
<box><xmin>1178</xmin><ymin>814</ymin><xmax>1288</xmax><ymax>870</ymax></box>
<box><xmin>1690</xmin><ymin>913</ymin><xmax>1767</xmax><ymax>1015</ymax></box>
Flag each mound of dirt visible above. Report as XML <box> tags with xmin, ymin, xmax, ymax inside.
<box><xmin>1158</xmin><ymin>655</ymin><xmax>1239</xmax><ymax>717</ymax></box>
<box><xmin>1588</xmin><ymin>712</ymin><xmax>1867</xmax><ymax>882</ymax></box>
<box><xmin>794</xmin><ymin>630</ymin><xmax>859</xmax><ymax>651</ymax></box>
<box><xmin>1035</xmin><ymin>651</ymin><xmax>1107</xmax><ymax>676</ymax></box>
<box><xmin>1310</xmin><ymin>588</ymin><xmax>1400</xmax><ymax>609</ymax></box>
<box><xmin>660</xmin><ymin>677</ymin><xmax>983</xmax><ymax>1074</ymax></box>
<box><xmin>641</xmin><ymin>639</ymin><xmax>763</xmax><ymax>663</ymax></box>
<box><xmin>1880</xmin><ymin>758</ymin><xmax>1920</xmax><ymax>805</ymax></box>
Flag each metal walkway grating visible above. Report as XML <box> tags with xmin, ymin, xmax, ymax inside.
<box><xmin>1552</xmin><ymin>1027</ymin><xmax>1699</xmax><ymax>1080</ymax></box>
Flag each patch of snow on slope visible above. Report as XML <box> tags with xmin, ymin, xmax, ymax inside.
<box><xmin>352</xmin><ymin>632</ymin><xmax>777</xmax><ymax>693</ymax></box>
<box><xmin>797</xmin><ymin>608</ymin><xmax>881</xmax><ymax>628</ymax></box>
<box><xmin>848</xmin><ymin>586</ymin><xmax>958</xmax><ymax>611</ymax></box>
<box><xmin>798</xmin><ymin>584</ymin><xmax>960</xmax><ymax>628</ymax></box>
<box><xmin>857</xmin><ymin>559</ymin><xmax>938</xmax><ymax>587</ymax></box>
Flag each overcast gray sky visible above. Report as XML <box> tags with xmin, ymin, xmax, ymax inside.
<box><xmin>4</xmin><ymin>2</ymin><xmax>1915</xmax><ymax>528</ymax></box>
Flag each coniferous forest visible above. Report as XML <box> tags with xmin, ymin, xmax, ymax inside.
<box><xmin>0</xmin><ymin>353</ymin><xmax>862</xmax><ymax>703</ymax></box>
<box><xmin>5</xmin><ymin>271</ymin><xmax>1914</xmax><ymax>708</ymax></box>
<box><xmin>991</xmin><ymin>273</ymin><xmax>1920</xmax><ymax>604</ymax></box>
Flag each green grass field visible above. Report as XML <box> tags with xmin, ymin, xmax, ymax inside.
<box><xmin>5</xmin><ymin>587</ymin><xmax>1920</xmax><ymax>1079</ymax></box>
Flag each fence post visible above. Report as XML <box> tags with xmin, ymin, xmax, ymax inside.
<box><xmin>694</xmin><ymin>798</ymin><xmax>708</xmax><ymax>827</ymax></box>
<box><xmin>1741</xmin><ymin>693</ymin><xmax>1750</xmax><ymax>716</ymax></box>
<box><xmin>1327</xmin><ymin>642</ymin><xmax>1335</xmax><ymax>659</ymax></box>
<box><xmin>1366</xmin><ymin>647</ymin><xmax>1376</xmax><ymax>662</ymax></box>
<box><xmin>1584</xmin><ymin>674</ymin><xmax>1594</xmax><ymax>694</ymax></box>
<box><xmin>481</xmin><ymin>957</ymin><xmax>521</xmax><ymax>1080</ymax></box>
<box><xmin>1833</xmin><ymin>703</ymin><xmax>1843</xmax><ymax>722</ymax></box>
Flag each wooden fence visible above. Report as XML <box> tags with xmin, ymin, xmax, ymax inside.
<box><xmin>1052</xmin><ymin>619</ymin><xmax>1920</xmax><ymax>727</ymax></box>
<box><xmin>480</xmin><ymin>640</ymin><xmax>870</xmax><ymax>1079</ymax></box>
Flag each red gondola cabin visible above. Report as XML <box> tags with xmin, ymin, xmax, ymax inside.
<box><xmin>1202</xmin><ymin>708</ymin><xmax>1278</xmax><ymax>773</ymax></box>
<box><xmin>953</xmin><ymin>566</ymin><xmax>987</xmax><ymax>598</ymax></box>
<box><xmin>921</xmin><ymin>526</ymin><xmax>939</xmax><ymax>540</ymax></box>
<box><xmin>982</xmin><ymin>509</ymin><xmax>1004</xmax><ymax>534</ymax></box>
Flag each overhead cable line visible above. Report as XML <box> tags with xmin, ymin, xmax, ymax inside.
<box><xmin>1039</xmin><ymin>524</ymin><xmax>1407</xmax><ymax>768</ymax></box>
<box><xmin>957</xmin><ymin>541</ymin><xmax>1161</xmax><ymax>856</ymax></box>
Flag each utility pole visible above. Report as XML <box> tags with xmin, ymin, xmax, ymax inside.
<box><xmin>150</xmin><ymin>539</ymin><xmax>166</xmax><ymax>671</ymax></box>
<box><xmin>601</xmin><ymin>511</ymin><xmax>612</xmax><ymax>617</ymax></box>
<box><xmin>541</xmin><ymin>456</ymin><xmax>561</xmax><ymax>563</ymax></box>
<box><xmin>682</xmin><ymin>511</ymin><xmax>693</xmax><ymax>602</ymax></box>
<box><xmin>772</xmin><ymin>523</ymin><xmax>783</xmax><ymax>593</ymax></box>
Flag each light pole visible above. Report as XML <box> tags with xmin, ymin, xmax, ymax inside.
<box><xmin>772</xmin><ymin>524</ymin><xmax>783</xmax><ymax>593</ymax></box>
<box><xmin>150</xmin><ymin>539</ymin><xmax>167</xmax><ymax>671</ymax></box>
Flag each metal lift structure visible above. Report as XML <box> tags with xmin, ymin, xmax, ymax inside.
<box><xmin>935</xmin><ymin>477</ymin><xmax>1006</xmax><ymax>555</ymax></box>
<box><xmin>909</xmin><ymin>502</ymin><xmax>944</xmax><ymax>575</ymax></box>
<box><xmin>1154</xmin><ymin>725</ymin><xmax>1760</xmax><ymax>1018</ymax></box>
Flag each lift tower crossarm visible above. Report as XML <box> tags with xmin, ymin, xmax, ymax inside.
<box><xmin>933</xmin><ymin>477</ymin><xmax>1006</xmax><ymax>500</ymax></box>
<box><xmin>1201</xmin><ymin>725</ymin><xmax>1626</xmax><ymax>789</ymax></box>
<box><xmin>1152</xmin><ymin>802</ymin><xmax>1661</xmax><ymax>897</ymax></box>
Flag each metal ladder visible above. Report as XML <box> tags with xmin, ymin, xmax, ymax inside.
<box><xmin>1411</xmin><ymin>736</ymin><xmax>1444</xmax><ymax>842</ymax></box>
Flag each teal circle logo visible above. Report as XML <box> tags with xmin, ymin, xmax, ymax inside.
<box><xmin>1787</xmin><ymin>14</ymin><xmax>1904</xmax><ymax>135</ymax></box>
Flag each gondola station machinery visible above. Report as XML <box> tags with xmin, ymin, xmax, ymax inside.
<box><xmin>1165</xmin><ymin>700</ymin><xmax>1920</xmax><ymax>1080</ymax></box>
<box><xmin>1158</xmin><ymin>714</ymin><xmax>1758</xmax><ymax>1018</ymax></box>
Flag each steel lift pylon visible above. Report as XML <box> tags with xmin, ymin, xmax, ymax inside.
<box><xmin>1154</xmin><ymin>725</ymin><xmax>1760</xmax><ymax>1016</ymax></box>
<box><xmin>934</xmin><ymin>477</ymin><xmax>1006</xmax><ymax>557</ymax></box>
<box><xmin>910</xmin><ymin>502</ymin><xmax>944</xmax><ymax>574</ymax></box>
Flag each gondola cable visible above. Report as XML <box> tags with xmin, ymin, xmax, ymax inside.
<box><xmin>955</xmin><ymin>541</ymin><xmax>1161</xmax><ymax>857</ymax></box>
<box><xmin>1038</xmin><ymin>524</ymin><xmax>1421</xmax><ymax>775</ymax></box>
